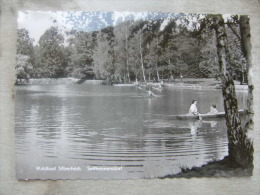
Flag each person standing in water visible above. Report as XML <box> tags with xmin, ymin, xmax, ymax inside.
<box><xmin>147</xmin><ymin>89</ymin><xmax>153</xmax><ymax>97</ymax></box>
<box><xmin>189</xmin><ymin>100</ymin><xmax>200</xmax><ymax>115</ymax></box>
<box><xmin>147</xmin><ymin>86</ymin><xmax>158</xmax><ymax>97</ymax></box>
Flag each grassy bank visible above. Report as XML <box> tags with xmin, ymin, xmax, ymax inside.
<box><xmin>160</xmin><ymin>156</ymin><xmax>253</xmax><ymax>178</ymax></box>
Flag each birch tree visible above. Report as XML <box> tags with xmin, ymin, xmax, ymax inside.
<box><xmin>113</xmin><ymin>21</ymin><xmax>133</xmax><ymax>82</ymax></box>
<box><xmin>213</xmin><ymin>15</ymin><xmax>253</xmax><ymax>167</ymax></box>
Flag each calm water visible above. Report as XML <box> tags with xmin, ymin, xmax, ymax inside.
<box><xmin>15</xmin><ymin>84</ymin><xmax>247</xmax><ymax>179</ymax></box>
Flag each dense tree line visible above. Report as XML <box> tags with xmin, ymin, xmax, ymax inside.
<box><xmin>16</xmin><ymin>14</ymin><xmax>246</xmax><ymax>83</ymax></box>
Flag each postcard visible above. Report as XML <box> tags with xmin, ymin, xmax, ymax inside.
<box><xmin>15</xmin><ymin>11</ymin><xmax>254</xmax><ymax>180</ymax></box>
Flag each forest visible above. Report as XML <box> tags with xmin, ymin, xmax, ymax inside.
<box><xmin>16</xmin><ymin>13</ymin><xmax>247</xmax><ymax>84</ymax></box>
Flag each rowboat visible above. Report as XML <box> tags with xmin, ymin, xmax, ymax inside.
<box><xmin>170</xmin><ymin>109</ymin><xmax>247</xmax><ymax>120</ymax></box>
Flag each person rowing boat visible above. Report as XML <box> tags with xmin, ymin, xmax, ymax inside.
<box><xmin>189</xmin><ymin>100</ymin><xmax>202</xmax><ymax>120</ymax></box>
<box><xmin>189</xmin><ymin>100</ymin><xmax>199</xmax><ymax>115</ymax></box>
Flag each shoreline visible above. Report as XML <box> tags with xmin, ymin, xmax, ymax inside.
<box><xmin>160</xmin><ymin>156</ymin><xmax>253</xmax><ymax>178</ymax></box>
<box><xmin>15</xmin><ymin>77</ymin><xmax>249</xmax><ymax>91</ymax></box>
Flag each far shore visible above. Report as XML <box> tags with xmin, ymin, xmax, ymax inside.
<box><xmin>15</xmin><ymin>77</ymin><xmax>249</xmax><ymax>91</ymax></box>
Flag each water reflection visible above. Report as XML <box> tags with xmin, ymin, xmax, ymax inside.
<box><xmin>15</xmin><ymin>85</ymin><xmax>246</xmax><ymax>179</ymax></box>
<box><xmin>189</xmin><ymin>120</ymin><xmax>202</xmax><ymax>136</ymax></box>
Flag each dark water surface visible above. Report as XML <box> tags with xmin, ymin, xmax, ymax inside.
<box><xmin>15</xmin><ymin>84</ymin><xmax>247</xmax><ymax>179</ymax></box>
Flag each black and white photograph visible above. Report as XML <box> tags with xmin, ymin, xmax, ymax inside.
<box><xmin>15</xmin><ymin>11</ymin><xmax>254</xmax><ymax>180</ymax></box>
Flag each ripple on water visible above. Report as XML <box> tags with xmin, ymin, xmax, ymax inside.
<box><xmin>14</xmin><ymin>85</ymin><xmax>238</xmax><ymax>179</ymax></box>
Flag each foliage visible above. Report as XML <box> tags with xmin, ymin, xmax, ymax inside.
<box><xmin>37</xmin><ymin>27</ymin><xmax>66</xmax><ymax>78</ymax></box>
<box><xmin>16</xmin><ymin>29</ymin><xmax>35</xmax><ymax>80</ymax></box>
<box><xmin>67</xmin><ymin>31</ymin><xmax>97</xmax><ymax>79</ymax></box>
<box><xmin>16</xmin><ymin>54</ymin><xmax>33</xmax><ymax>81</ymax></box>
<box><xmin>17</xmin><ymin>28</ymin><xmax>34</xmax><ymax>57</ymax></box>
<box><xmin>18</xmin><ymin>13</ymin><xmax>248</xmax><ymax>82</ymax></box>
<box><xmin>93</xmin><ymin>27</ymin><xmax>116</xmax><ymax>80</ymax></box>
<box><xmin>198</xmin><ymin>32</ymin><xmax>219</xmax><ymax>78</ymax></box>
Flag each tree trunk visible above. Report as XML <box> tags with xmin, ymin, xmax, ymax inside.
<box><xmin>125</xmin><ymin>33</ymin><xmax>130</xmax><ymax>82</ymax></box>
<box><xmin>240</xmin><ymin>15</ymin><xmax>254</xmax><ymax>115</ymax></box>
<box><xmin>139</xmin><ymin>31</ymin><xmax>146</xmax><ymax>83</ymax></box>
<box><xmin>214</xmin><ymin>15</ymin><xmax>253</xmax><ymax>167</ymax></box>
<box><xmin>239</xmin><ymin>15</ymin><xmax>254</xmax><ymax>164</ymax></box>
<box><xmin>156</xmin><ymin>34</ymin><xmax>160</xmax><ymax>81</ymax></box>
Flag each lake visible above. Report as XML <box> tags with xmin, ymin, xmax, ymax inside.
<box><xmin>15</xmin><ymin>83</ymin><xmax>248</xmax><ymax>179</ymax></box>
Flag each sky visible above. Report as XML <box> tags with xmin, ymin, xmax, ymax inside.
<box><xmin>17</xmin><ymin>11</ymin><xmax>180</xmax><ymax>45</ymax></box>
<box><xmin>18</xmin><ymin>11</ymin><xmax>71</xmax><ymax>44</ymax></box>
<box><xmin>17</xmin><ymin>11</ymin><xmax>232</xmax><ymax>45</ymax></box>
